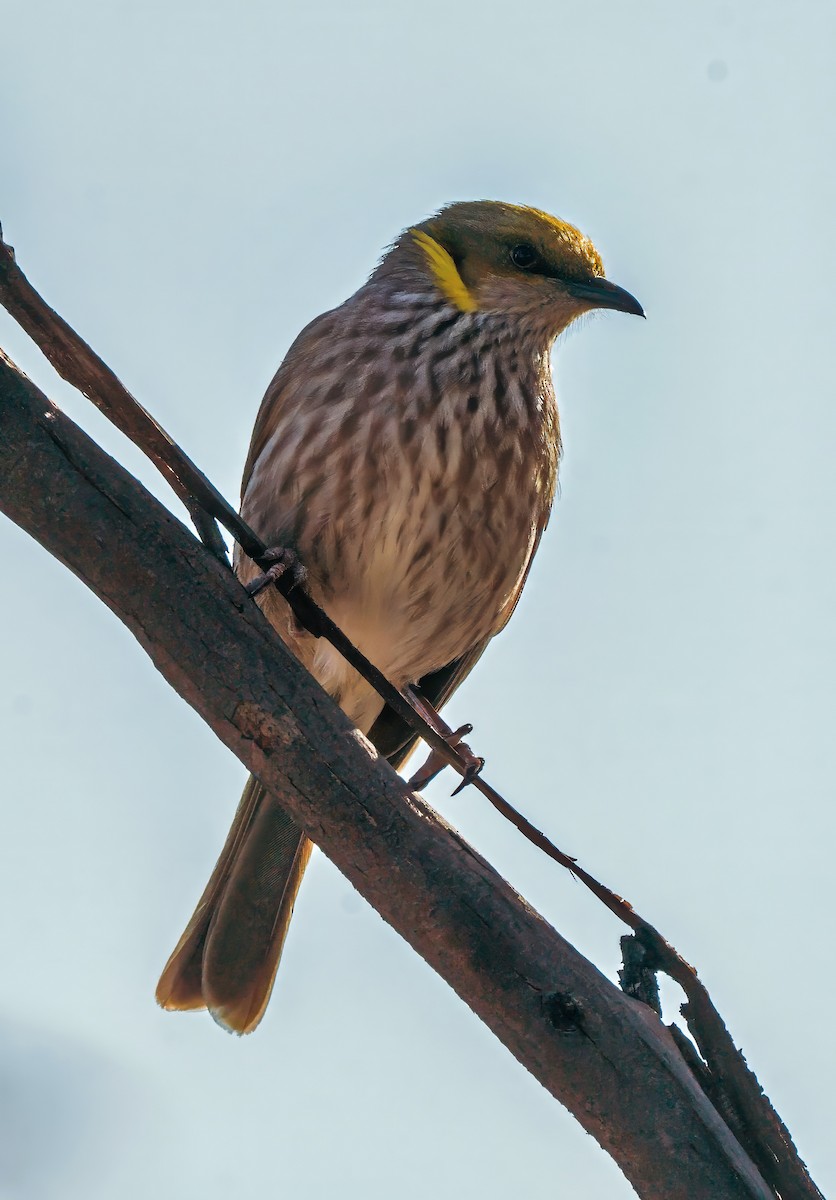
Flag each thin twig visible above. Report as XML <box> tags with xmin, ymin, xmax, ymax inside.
<box><xmin>0</xmin><ymin>226</ymin><xmax>231</xmax><ymax>562</ymax></box>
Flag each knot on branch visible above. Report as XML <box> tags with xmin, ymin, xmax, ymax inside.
<box><xmin>542</xmin><ymin>990</ymin><xmax>586</xmax><ymax>1035</ymax></box>
<box><xmin>619</xmin><ymin>934</ymin><xmax>662</xmax><ymax>1015</ymax></box>
<box><xmin>234</xmin><ymin>701</ymin><xmax>296</xmax><ymax>754</ymax></box>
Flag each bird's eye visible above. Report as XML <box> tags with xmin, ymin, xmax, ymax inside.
<box><xmin>510</xmin><ymin>243</ymin><xmax>539</xmax><ymax>270</ymax></box>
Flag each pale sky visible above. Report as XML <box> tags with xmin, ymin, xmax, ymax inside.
<box><xmin>1</xmin><ymin>2</ymin><xmax>835</xmax><ymax>1197</ymax></box>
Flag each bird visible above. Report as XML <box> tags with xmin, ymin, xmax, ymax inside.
<box><xmin>155</xmin><ymin>200</ymin><xmax>643</xmax><ymax>1034</ymax></box>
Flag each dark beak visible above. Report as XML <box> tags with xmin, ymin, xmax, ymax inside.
<box><xmin>567</xmin><ymin>277</ymin><xmax>645</xmax><ymax>317</ymax></box>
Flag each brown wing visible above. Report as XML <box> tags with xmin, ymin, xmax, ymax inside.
<box><xmin>240</xmin><ymin>308</ymin><xmax>339</xmax><ymax>498</ymax></box>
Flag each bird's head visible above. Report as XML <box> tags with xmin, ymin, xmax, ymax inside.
<box><xmin>379</xmin><ymin>200</ymin><xmax>643</xmax><ymax>336</ymax></box>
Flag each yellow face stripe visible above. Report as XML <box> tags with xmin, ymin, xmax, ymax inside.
<box><xmin>411</xmin><ymin>229</ymin><xmax>478</xmax><ymax>312</ymax></box>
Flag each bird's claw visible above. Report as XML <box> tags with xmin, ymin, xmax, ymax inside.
<box><xmin>245</xmin><ymin>547</ymin><xmax>308</xmax><ymax>598</ymax></box>
<box><xmin>408</xmin><ymin>722</ymin><xmax>483</xmax><ymax>792</ymax></box>
<box><xmin>451</xmin><ymin>755</ymin><xmax>485</xmax><ymax>795</ymax></box>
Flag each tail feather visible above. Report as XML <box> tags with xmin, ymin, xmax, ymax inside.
<box><xmin>156</xmin><ymin>775</ymin><xmax>311</xmax><ymax>1034</ymax></box>
<box><xmin>157</xmin><ymin>708</ymin><xmax>426</xmax><ymax>1034</ymax></box>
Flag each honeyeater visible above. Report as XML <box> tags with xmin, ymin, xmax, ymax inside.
<box><xmin>156</xmin><ymin>201</ymin><xmax>643</xmax><ymax>1033</ymax></box>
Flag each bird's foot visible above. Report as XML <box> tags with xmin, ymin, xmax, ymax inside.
<box><xmin>245</xmin><ymin>547</ymin><xmax>308</xmax><ymax>598</ymax></box>
<box><xmin>408</xmin><ymin>725</ymin><xmax>484</xmax><ymax>792</ymax></box>
<box><xmin>405</xmin><ymin>689</ymin><xmax>484</xmax><ymax>792</ymax></box>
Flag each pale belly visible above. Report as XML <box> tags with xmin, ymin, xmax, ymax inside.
<box><xmin>238</xmin><ymin>437</ymin><xmax>544</xmax><ymax>735</ymax></box>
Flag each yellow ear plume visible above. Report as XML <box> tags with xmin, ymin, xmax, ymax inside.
<box><xmin>410</xmin><ymin>229</ymin><xmax>478</xmax><ymax>313</ymax></box>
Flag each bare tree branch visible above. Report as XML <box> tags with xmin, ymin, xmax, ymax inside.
<box><xmin>0</xmin><ymin>346</ymin><xmax>787</xmax><ymax>1199</ymax></box>
<box><xmin>0</xmin><ymin>224</ymin><xmax>231</xmax><ymax>560</ymax></box>
<box><xmin>0</xmin><ymin>225</ymin><xmax>825</xmax><ymax>1197</ymax></box>
<box><xmin>0</xmin><ymin>231</ymin><xmax>825</xmax><ymax>1200</ymax></box>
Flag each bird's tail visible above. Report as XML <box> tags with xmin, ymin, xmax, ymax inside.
<box><xmin>155</xmin><ymin>774</ymin><xmax>312</xmax><ymax>1034</ymax></box>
